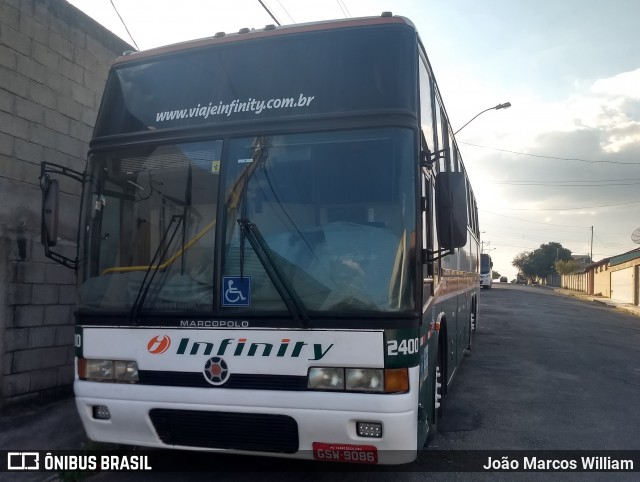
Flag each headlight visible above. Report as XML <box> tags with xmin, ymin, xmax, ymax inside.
<box><xmin>346</xmin><ymin>368</ymin><xmax>383</xmax><ymax>392</ymax></box>
<box><xmin>79</xmin><ymin>358</ymin><xmax>139</xmax><ymax>383</ymax></box>
<box><xmin>83</xmin><ymin>359</ymin><xmax>113</xmax><ymax>380</ymax></box>
<box><xmin>114</xmin><ymin>360</ymin><xmax>139</xmax><ymax>383</ymax></box>
<box><xmin>307</xmin><ymin>367</ymin><xmax>345</xmax><ymax>390</ymax></box>
<box><xmin>307</xmin><ymin>367</ymin><xmax>409</xmax><ymax>393</ymax></box>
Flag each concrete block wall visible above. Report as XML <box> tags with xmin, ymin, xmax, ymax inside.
<box><xmin>0</xmin><ymin>0</ymin><xmax>131</xmax><ymax>410</ymax></box>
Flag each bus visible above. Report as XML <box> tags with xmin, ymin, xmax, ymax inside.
<box><xmin>40</xmin><ymin>14</ymin><xmax>480</xmax><ymax>465</ymax></box>
<box><xmin>480</xmin><ymin>253</ymin><xmax>493</xmax><ymax>289</ymax></box>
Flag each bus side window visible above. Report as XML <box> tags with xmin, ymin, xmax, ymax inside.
<box><xmin>434</xmin><ymin>103</ymin><xmax>445</xmax><ymax>173</ymax></box>
<box><xmin>439</xmin><ymin>106</ymin><xmax>452</xmax><ymax>172</ymax></box>
<box><xmin>419</xmin><ymin>55</ymin><xmax>439</xmax><ymax>288</ymax></box>
<box><xmin>422</xmin><ymin>175</ymin><xmax>438</xmax><ymax>282</ymax></box>
<box><xmin>453</xmin><ymin>142</ymin><xmax>461</xmax><ymax>173</ymax></box>
<box><xmin>418</xmin><ymin>58</ymin><xmax>434</xmax><ymax>153</ymax></box>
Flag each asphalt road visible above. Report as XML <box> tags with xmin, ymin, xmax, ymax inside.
<box><xmin>5</xmin><ymin>283</ymin><xmax>640</xmax><ymax>480</ymax></box>
<box><xmin>432</xmin><ymin>283</ymin><xmax>640</xmax><ymax>451</ymax></box>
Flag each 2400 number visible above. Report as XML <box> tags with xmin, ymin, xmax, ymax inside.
<box><xmin>387</xmin><ymin>338</ymin><xmax>419</xmax><ymax>356</ymax></box>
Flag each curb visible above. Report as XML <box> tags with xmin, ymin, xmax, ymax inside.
<box><xmin>553</xmin><ymin>289</ymin><xmax>640</xmax><ymax>318</ymax></box>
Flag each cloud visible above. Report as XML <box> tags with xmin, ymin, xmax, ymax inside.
<box><xmin>464</xmin><ymin>67</ymin><xmax>640</xmax><ymax>267</ymax></box>
<box><xmin>460</xmin><ymin>68</ymin><xmax>640</xmax><ymax>154</ymax></box>
<box><xmin>568</xmin><ymin>69</ymin><xmax>640</xmax><ymax>152</ymax></box>
<box><xmin>590</xmin><ymin>68</ymin><xmax>640</xmax><ymax>99</ymax></box>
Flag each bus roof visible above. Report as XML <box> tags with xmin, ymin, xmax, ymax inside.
<box><xmin>113</xmin><ymin>14</ymin><xmax>415</xmax><ymax>66</ymax></box>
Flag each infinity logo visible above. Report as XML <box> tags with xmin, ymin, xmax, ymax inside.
<box><xmin>147</xmin><ymin>335</ymin><xmax>171</xmax><ymax>354</ymax></box>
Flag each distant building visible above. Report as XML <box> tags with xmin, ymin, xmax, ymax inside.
<box><xmin>590</xmin><ymin>258</ymin><xmax>611</xmax><ymax>297</ymax></box>
<box><xmin>608</xmin><ymin>248</ymin><xmax>640</xmax><ymax>304</ymax></box>
<box><xmin>561</xmin><ymin>248</ymin><xmax>640</xmax><ymax>305</ymax></box>
<box><xmin>571</xmin><ymin>254</ymin><xmax>592</xmax><ymax>268</ymax></box>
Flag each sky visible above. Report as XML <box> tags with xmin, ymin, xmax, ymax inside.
<box><xmin>67</xmin><ymin>0</ymin><xmax>640</xmax><ymax>280</ymax></box>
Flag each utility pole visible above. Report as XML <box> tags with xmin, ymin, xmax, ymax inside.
<box><xmin>590</xmin><ymin>226</ymin><xmax>593</xmax><ymax>262</ymax></box>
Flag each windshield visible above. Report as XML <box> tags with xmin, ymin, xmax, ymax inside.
<box><xmin>222</xmin><ymin>128</ymin><xmax>415</xmax><ymax>313</ymax></box>
<box><xmin>78</xmin><ymin>140</ymin><xmax>222</xmax><ymax>312</ymax></box>
<box><xmin>481</xmin><ymin>254</ymin><xmax>491</xmax><ymax>274</ymax></box>
<box><xmin>78</xmin><ymin>127</ymin><xmax>415</xmax><ymax>315</ymax></box>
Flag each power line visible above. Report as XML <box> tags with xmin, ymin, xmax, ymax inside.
<box><xmin>488</xmin><ymin>242</ymin><xmax>542</xmax><ymax>250</ymax></box>
<box><xmin>480</xmin><ymin>209</ymin><xmax>591</xmax><ymax>228</ymax></box>
<box><xmin>593</xmin><ymin>232</ymin><xmax>636</xmax><ymax>250</ymax></box>
<box><xmin>494</xmin><ymin>178</ymin><xmax>640</xmax><ymax>184</ymax></box>
<box><xmin>504</xmin><ymin>199</ymin><xmax>640</xmax><ymax>211</ymax></box>
<box><xmin>258</xmin><ymin>0</ymin><xmax>281</xmax><ymax>26</ymax></box>
<box><xmin>483</xmin><ymin>229</ymin><xmax>589</xmax><ymax>244</ymax></box>
<box><xmin>337</xmin><ymin>0</ymin><xmax>352</xmax><ymax>18</ymax></box>
<box><xmin>491</xmin><ymin>180</ymin><xmax>640</xmax><ymax>187</ymax></box>
<box><xmin>460</xmin><ymin>141</ymin><xmax>640</xmax><ymax>165</ymax></box>
<box><xmin>342</xmin><ymin>0</ymin><xmax>352</xmax><ymax>17</ymax></box>
<box><xmin>276</xmin><ymin>0</ymin><xmax>296</xmax><ymax>23</ymax></box>
<box><xmin>110</xmin><ymin>0</ymin><xmax>139</xmax><ymax>50</ymax></box>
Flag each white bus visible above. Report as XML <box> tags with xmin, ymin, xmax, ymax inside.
<box><xmin>480</xmin><ymin>253</ymin><xmax>493</xmax><ymax>289</ymax></box>
<box><xmin>41</xmin><ymin>14</ymin><xmax>480</xmax><ymax>465</ymax></box>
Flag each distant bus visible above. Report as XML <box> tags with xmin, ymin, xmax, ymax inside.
<box><xmin>40</xmin><ymin>14</ymin><xmax>480</xmax><ymax>465</ymax></box>
<box><xmin>480</xmin><ymin>253</ymin><xmax>493</xmax><ymax>289</ymax></box>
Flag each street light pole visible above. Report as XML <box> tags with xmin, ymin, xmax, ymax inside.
<box><xmin>454</xmin><ymin>102</ymin><xmax>512</xmax><ymax>135</ymax></box>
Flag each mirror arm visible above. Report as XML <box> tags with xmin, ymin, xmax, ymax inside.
<box><xmin>421</xmin><ymin>148</ymin><xmax>447</xmax><ymax>170</ymax></box>
<box><xmin>423</xmin><ymin>248</ymin><xmax>454</xmax><ymax>262</ymax></box>
<box><xmin>40</xmin><ymin>162</ymin><xmax>84</xmax><ymax>185</ymax></box>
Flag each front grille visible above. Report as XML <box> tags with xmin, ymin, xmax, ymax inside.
<box><xmin>149</xmin><ymin>409</ymin><xmax>299</xmax><ymax>453</ymax></box>
<box><xmin>139</xmin><ymin>370</ymin><xmax>307</xmax><ymax>390</ymax></box>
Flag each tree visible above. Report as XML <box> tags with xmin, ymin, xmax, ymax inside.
<box><xmin>512</xmin><ymin>252</ymin><xmax>535</xmax><ymax>282</ymax></box>
<box><xmin>555</xmin><ymin>259</ymin><xmax>582</xmax><ymax>275</ymax></box>
<box><xmin>512</xmin><ymin>242</ymin><xmax>572</xmax><ymax>281</ymax></box>
<box><xmin>492</xmin><ymin>270</ymin><xmax>501</xmax><ymax>280</ymax></box>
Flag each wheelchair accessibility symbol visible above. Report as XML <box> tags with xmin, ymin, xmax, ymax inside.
<box><xmin>222</xmin><ymin>276</ymin><xmax>251</xmax><ymax>306</ymax></box>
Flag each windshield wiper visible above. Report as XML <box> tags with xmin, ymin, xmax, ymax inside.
<box><xmin>128</xmin><ymin>213</ymin><xmax>183</xmax><ymax>324</ymax></box>
<box><xmin>227</xmin><ymin>137</ymin><xmax>309</xmax><ymax>326</ymax></box>
<box><xmin>180</xmin><ymin>164</ymin><xmax>192</xmax><ymax>275</ymax></box>
<box><xmin>237</xmin><ymin>218</ymin><xmax>309</xmax><ymax>328</ymax></box>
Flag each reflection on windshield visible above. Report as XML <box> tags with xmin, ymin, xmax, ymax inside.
<box><xmin>78</xmin><ymin>141</ymin><xmax>222</xmax><ymax>312</ymax></box>
<box><xmin>78</xmin><ymin>128</ymin><xmax>416</xmax><ymax>315</ymax></box>
<box><xmin>223</xmin><ymin>128</ymin><xmax>415</xmax><ymax>312</ymax></box>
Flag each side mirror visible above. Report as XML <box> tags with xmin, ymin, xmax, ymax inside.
<box><xmin>41</xmin><ymin>175</ymin><xmax>60</xmax><ymax>247</ymax></box>
<box><xmin>39</xmin><ymin>162</ymin><xmax>84</xmax><ymax>270</ymax></box>
<box><xmin>435</xmin><ymin>172</ymin><xmax>468</xmax><ymax>249</ymax></box>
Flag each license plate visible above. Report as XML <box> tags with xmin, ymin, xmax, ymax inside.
<box><xmin>312</xmin><ymin>442</ymin><xmax>378</xmax><ymax>464</ymax></box>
